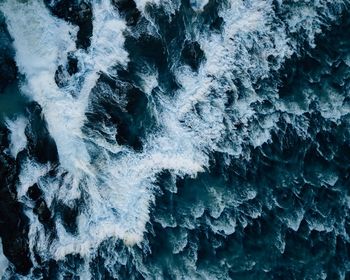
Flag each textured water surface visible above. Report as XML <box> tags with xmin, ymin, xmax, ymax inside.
<box><xmin>0</xmin><ymin>0</ymin><xmax>350</xmax><ymax>279</ymax></box>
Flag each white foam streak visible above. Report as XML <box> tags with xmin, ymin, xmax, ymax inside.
<box><xmin>190</xmin><ymin>0</ymin><xmax>209</xmax><ymax>12</ymax></box>
<box><xmin>0</xmin><ymin>0</ymin><xmax>87</xmax><ymax>174</ymax></box>
<box><xmin>5</xmin><ymin>116</ymin><xmax>28</xmax><ymax>158</ymax></box>
<box><xmin>1</xmin><ymin>0</ymin><xmax>140</xmax><ymax>258</ymax></box>
<box><xmin>2</xmin><ymin>0</ymin><xmax>347</xmax><ymax>266</ymax></box>
<box><xmin>134</xmin><ymin>0</ymin><xmax>160</xmax><ymax>12</ymax></box>
<box><xmin>17</xmin><ymin>160</ymin><xmax>51</xmax><ymax>199</ymax></box>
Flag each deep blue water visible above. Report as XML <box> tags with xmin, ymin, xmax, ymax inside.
<box><xmin>0</xmin><ymin>0</ymin><xmax>350</xmax><ymax>279</ymax></box>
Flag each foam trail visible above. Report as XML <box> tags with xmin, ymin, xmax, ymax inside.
<box><xmin>1</xmin><ymin>0</ymin><xmax>161</xmax><ymax>260</ymax></box>
<box><xmin>1</xmin><ymin>0</ymin><xmax>348</xmax><ymax>270</ymax></box>
<box><xmin>168</xmin><ymin>0</ymin><xmax>347</xmax><ymax>158</ymax></box>
<box><xmin>0</xmin><ymin>0</ymin><xmax>84</xmax><ymax>173</ymax></box>
<box><xmin>190</xmin><ymin>0</ymin><xmax>209</xmax><ymax>11</ymax></box>
<box><xmin>1</xmin><ymin>0</ymin><xmax>136</xmax><ymax>257</ymax></box>
<box><xmin>5</xmin><ymin>116</ymin><xmax>28</xmax><ymax>158</ymax></box>
<box><xmin>67</xmin><ymin>0</ymin><xmax>345</xmax><ymax>258</ymax></box>
<box><xmin>134</xmin><ymin>0</ymin><xmax>161</xmax><ymax>11</ymax></box>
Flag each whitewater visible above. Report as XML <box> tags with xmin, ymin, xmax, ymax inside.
<box><xmin>0</xmin><ymin>0</ymin><xmax>349</xmax><ymax>278</ymax></box>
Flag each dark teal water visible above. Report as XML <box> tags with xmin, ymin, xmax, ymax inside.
<box><xmin>0</xmin><ymin>0</ymin><xmax>350</xmax><ymax>279</ymax></box>
<box><xmin>0</xmin><ymin>82</ymin><xmax>27</xmax><ymax>120</ymax></box>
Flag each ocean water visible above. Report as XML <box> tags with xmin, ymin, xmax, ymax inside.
<box><xmin>0</xmin><ymin>0</ymin><xmax>349</xmax><ymax>279</ymax></box>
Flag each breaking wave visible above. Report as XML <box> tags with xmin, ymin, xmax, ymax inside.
<box><xmin>0</xmin><ymin>0</ymin><xmax>349</xmax><ymax>278</ymax></box>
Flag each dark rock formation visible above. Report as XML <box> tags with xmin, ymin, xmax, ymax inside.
<box><xmin>27</xmin><ymin>184</ymin><xmax>55</xmax><ymax>235</ymax></box>
<box><xmin>0</xmin><ymin>15</ymin><xmax>18</xmax><ymax>93</ymax></box>
<box><xmin>0</xmin><ymin>126</ymin><xmax>32</xmax><ymax>275</ymax></box>
<box><xmin>54</xmin><ymin>53</ymin><xmax>79</xmax><ymax>88</ymax></box>
<box><xmin>25</xmin><ymin>102</ymin><xmax>59</xmax><ymax>164</ymax></box>
<box><xmin>67</xmin><ymin>53</ymin><xmax>79</xmax><ymax>75</ymax></box>
<box><xmin>54</xmin><ymin>65</ymin><xmax>70</xmax><ymax>88</ymax></box>
<box><xmin>55</xmin><ymin>199</ymin><xmax>80</xmax><ymax>235</ymax></box>
<box><xmin>44</xmin><ymin>0</ymin><xmax>93</xmax><ymax>49</ymax></box>
<box><xmin>112</xmin><ymin>0</ymin><xmax>140</xmax><ymax>26</ymax></box>
<box><xmin>181</xmin><ymin>40</ymin><xmax>205</xmax><ymax>71</ymax></box>
<box><xmin>85</xmin><ymin>74</ymin><xmax>156</xmax><ymax>152</ymax></box>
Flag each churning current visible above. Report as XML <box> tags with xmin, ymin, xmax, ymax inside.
<box><xmin>0</xmin><ymin>0</ymin><xmax>350</xmax><ymax>279</ymax></box>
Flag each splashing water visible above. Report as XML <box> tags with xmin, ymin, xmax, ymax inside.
<box><xmin>0</xmin><ymin>0</ymin><xmax>350</xmax><ymax>278</ymax></box>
